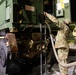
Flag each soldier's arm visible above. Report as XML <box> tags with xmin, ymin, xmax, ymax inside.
<box><xmin>44</xmin><ymin>12</ymin><xmax>59</xmax><ymax>24</ymax></box>
<box><xmin>44</xmin><ymin>12</ymin><xmax>64</xmax><ymax>29</ymax></box>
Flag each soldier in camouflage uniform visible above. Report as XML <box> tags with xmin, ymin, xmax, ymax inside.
<box><xmin>44</xmin><ymin>12</ymin><xmax>70</xmax><ymax>75</ymax></box>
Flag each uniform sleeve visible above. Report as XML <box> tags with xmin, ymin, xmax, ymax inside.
<box><xmin>45</xmin><ymin>12</ymin><xmax>59</xmax><ymax>24</ymax></box>
<box><xmin>45</xmin><ymin>12</ymin><xmax>64</xmax><ymax>29</ymax></box>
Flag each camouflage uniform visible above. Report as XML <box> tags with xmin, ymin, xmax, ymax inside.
<box><xmin>45</xmin><ymin>12</ymin><xmax>70</xmax><ymax>75</ymax></box>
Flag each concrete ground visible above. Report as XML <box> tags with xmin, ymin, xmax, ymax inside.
<box><xmin>43</xmin><ymin>56</ymin><xmax>76</xmax><ymax>75</ymax></box>
<box><xmin>48</xmin><ymin>63</ymin><xmax>76</xmax><ymax>75</ymax></box>
<box><xmin>1</xmin><ymin>56</ymin><xmax>76</xmax><ymax>75</ymax></box>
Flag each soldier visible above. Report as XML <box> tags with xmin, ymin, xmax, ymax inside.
<box><xmin>44</xmin><ymin>12</ymin><xmax>71</xmax><ymax>75</ymax></box>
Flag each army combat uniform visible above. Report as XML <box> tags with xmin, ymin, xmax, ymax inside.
<box><xmin>45</xmin><ymin>12</ymin><xmax>70</xmax><ymax>75</ymax></box>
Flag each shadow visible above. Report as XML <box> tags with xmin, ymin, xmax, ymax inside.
<box><xmin>72</xmin><ymin>66</ymin><xmax>76</xmax><ymax>75</ymax></box>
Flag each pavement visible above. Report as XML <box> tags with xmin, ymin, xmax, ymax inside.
<box><xmin>1</xmin><ymin>56</ymin><xmax>76</xmax><ymax>75</ymax></box>
<box><xmin>49</xmin><ymin>63</ymin><xmax>76</xmax><ymax>75</ymax></box>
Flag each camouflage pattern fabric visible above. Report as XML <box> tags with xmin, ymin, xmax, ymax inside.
<box><xmin>58</xmin><ymin>48</ymin><xmax>69</xmax><ymax>75</ymax></box>
<box><xmin>45</xmin><ymin>12</ymin><xmax>70</xmax><ymax>75</ymax></box>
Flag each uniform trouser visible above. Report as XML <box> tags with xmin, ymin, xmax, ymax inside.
<box><xmin>57</xmin><ymin>48</ymin><xmax>69</xmax><ymax>75</ymax></box>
